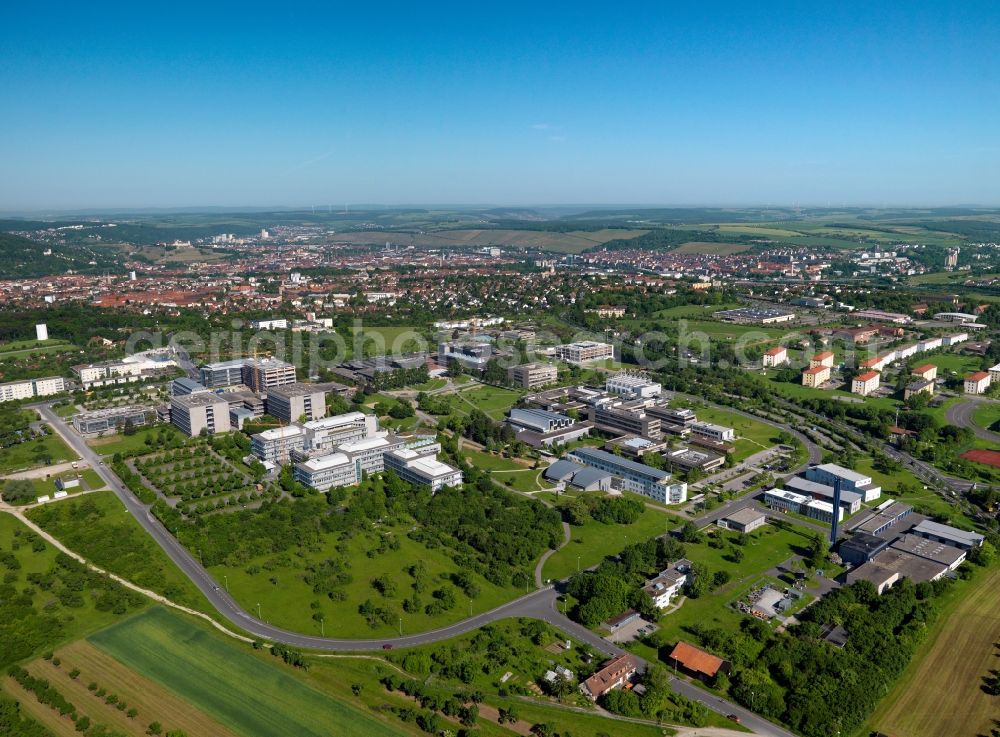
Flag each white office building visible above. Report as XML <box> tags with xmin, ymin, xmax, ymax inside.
<box><xmin>384</xmin><ymin>447</ymin><xmax>463</xmax><ymax>492</ymax></box>
<box><xmin>689</xmin><ymin>421</ymin><xmax>736</xmax><ymax>443</ymax></box>
<box><xmin>303</xmin><ymin>412</ymin><xmax>378</xmax><ymax>451</ymax></box>
<box><xmin>605</xmin><ymin>372</ymin><xmax>662</xmax><ymax>399</ymax></box>
<box><xmin>294</xmin><ymin>452</ymin><xmax>357</xmax><ymax>491</ymax></box>
<box><xmin>251</xmin><ymin>425</ymin><xmax>307</xmax><ymax>464</ymax></box>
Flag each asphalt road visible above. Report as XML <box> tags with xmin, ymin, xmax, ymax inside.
<box><xmin>946</xmin><ymin>396</ymin><xmax>1000</xmax><ymax>444</ymax></box>
<box><xmin>33</xmin><ymin>404</ymin><xmax>799</xmax><ymax>736</ymax></box>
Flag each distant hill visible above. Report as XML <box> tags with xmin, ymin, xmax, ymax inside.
<box><xmin>0</xmin><ymin>232</ymin><xmax>120</xmax><ymax>279</ymax></box>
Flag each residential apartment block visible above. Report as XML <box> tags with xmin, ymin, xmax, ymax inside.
<box><xmin>0</xmin><ymin>376</ymin><xmax>65</xmax><ymax>403</ymax></box>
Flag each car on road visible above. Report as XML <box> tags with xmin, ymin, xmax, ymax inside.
<box><xmin>727</xmin><ymin>714</ymin><xmax>741</xmax><ymax>723</ymax></box>
<box><xmin>382</xmin><ymin>643</ymin><xmax>393</xmax><ymax>650</ymax></box>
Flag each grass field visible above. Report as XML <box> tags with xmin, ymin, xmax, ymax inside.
<box><xmin>678</xmin><ymin>403</ymin><xmax>780</xmax><ymax>461</ymax></box>
<box><xmin>0</xmin><ymin>514</ymin><xmax>137</xmax><ymax>653</ymax></box>
<box><xmin>543</xmin><ymin>505</ymin><xmax>679</xmax><ymax>581</ymax></box>
<box><xmin>644</xmin><ymin>524</ymin><xmax>817</xmax><ymax>647</ymax></box>
<box><xmin>461</xmin><ymin>448</ymin><xmax>553</xmax><ymax>493</ymax></box>
<box><xmin>86</xmin><ymin>425</ymin><xmax>183</xmax><ymax>456</ymax></box>
<box><xmin>211</xmin><ymin>516</ymin><xmax>520</xmax><ymax>638</ymax></box>
<box><xmin>453</xmin><ymin>384</ymin><xmax>523</xmax><ymax>420</ymax></box>
<box><xmin>27</xmin><ymin>490</ymin><xmax>213</xmax><ymax>613</ymax></box>
<box><xmin>920</xmin><ymin>352</ymin><xmax>984</xmax><ymax>376</ymax></box>
<box><xmin>868</xmin><ymin>567</ymin><xmax>1000</xmax><ymax>737</ymax></box>
<box><xmin>13</xmin><ymin>640</ymin><xmax>242</xmax><ymax>737</ymax></box>
<box><xmin>971</xmin><ymin>400</ymin><xmax>1000</xmax><ymax>432</ymax></box>
<box><xmin>0</xmin><ymin>432</ymin><xmax>76</xmax><ymax>474</ymax></box>
<box><xmin>89</xmin><ymin>608</ymin><xmax>404</xmax><ymax>737</ymax></box>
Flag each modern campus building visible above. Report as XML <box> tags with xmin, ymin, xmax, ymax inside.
<box><xmin>384</xmin><ymin>446</ymin><xmax>463</xmax><ymax>491</ymax></box>
<box><xmin>554</xmin><ymin>341</ymin><xmax>614</xmax><ymax>364</ymax></box>
<box><xmin>784</xmin><ymin>476</ymin><xmax>862</xmax><ymax>515</ymax></box>
<box><xmin>200</xmin><ymin>357</ymin><xmax>297</xmax><ymax>391</ymax></box>
<box><xmin>507</xmin><ymin>362</ymin><xmax>558</xmax><ymax>389</ymax></box>
<box><xmin>567</xmin><ymin>447</ymin><xmax>688</xmax><ymax>504</ymax></box>
<box><xmin>806</xmin><ymin>463</ymin><xmax>881</xmax><ymax>502</ymax></box>
<box><xmin>588</xmin><ymin>403</ymin><xmax>662</xmax><ymax>439</ymax></box>
<box><xmin>265</xmin><ymin>382</ymin><xmax>327</xmax><ymax>423</ymax></box>
<box><xmin>339</xmin><ymin>435</ymin><xmax>407</xmax><ymax>476</ymax></box>
<box><xmin>689</xmin><ymin>421</ymin><xmax>735</xmax><ymax>443</ymax></box>
<box><xmin>169</xmin><ymin>392</ymin><xmax>232</xmax><ymax>436</ymax></box>
<box><xmin>0</xmin><ymin>376</ymin><xmax>65</xmax><ymax>403</ymax></box>
<box><xmin>911</xmin><ymin>519</ymin><xmax>985</xmax><ymax>549</ymax></box>
<box><xmin>73</xmin><ymin>352</ymin><xmax>177</xmax><ymax>388</ymax></box>
<box><xmin>806</xmin><ymin>463</ymin><xmax>882</xmax><ymax>503</ymax></box>
<box><xmin>717</xmin><ymin>507</ymin><xmax>767</xmax><ymax>534</ymax></box>
<box><xmin>293</xmin><ymin>452</ymin><xmax>356</xmax><ymax>491</ymax></box>
<box><xmin>251</xmin><ymin>425</ymin><xmax>307</xmax><ymax>464</ymax></box>
<box><xmin>170</xmin><ymin>377</ymin><xmax>208</xmax><ymax>396</ymax></box>
<box><xmin>72</xmin><ymin>405</ymin><xmax>156</xmax><ymax>435</ymax></box>
<box><xmin>764</xmin><ymin>488</ymin><xmax>844</xmax><ymax>524</ymax></box>
<box><xmin>605</xmin><ymin>372</ymin><xmax>662</xmax><ymax>399</ymax></box>
<box><xmin>303</xmin><ymin>412</ymin><xmax>378</xmax><ymax>451</ymax></box>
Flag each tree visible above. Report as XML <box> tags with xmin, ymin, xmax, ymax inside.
<box><xmin>147</xmin><ymin>723</ymin><xmax>162</xmax><ymax>736</ymax></box>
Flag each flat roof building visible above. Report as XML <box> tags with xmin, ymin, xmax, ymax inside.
<box><xmin>911</xmin><ymin>519</ymin><xmax>984</xmax><ymax>549</ymax></box>
<box><xmin>508</xmin><ymin>362</ymin><xmax>558</xmax><ymax>389</ymax></box>
<box><xmin>251</xmin><ymin>425</ymin><xmax>307</xmax><ymax>464</ymax></box>
<box><xmin>806</xmin><ymin>463</ymin><xmax>881</xmax><ymax>502</ymax></box>
<box><xmin>294</xmin><ymin>452</ymin><xmax>356</xmax><ymax>491</ymax></box>
<box><xmin>605</xmin><ymin>372</ymin><xmax>662</xmax><ymax>399</ymax></box>
<box><xmin>384</xmin><ymin>447</ymin><xmax>463</xmax><ymax>492</ymax></box>
<box><xmin>718</xmin><ymin>507</ymin><xmax>767</xmax><ymax>534</ymax></box>
<box><xmin>554</xmin><ymin>341</ymin><xmax>614</xmax><ymax>364</ymax></box>
<box><xmin>568</xmin><ymin>447</ymin><xmax>687</xmax><ymax>504</ymax></box>
<box><xmin>265</xmin><ymin>382</ymin><xmax>328</xmax><ymax>423</ymax></box>
<box><xmin>0</xmin><ymin>376</ymin><xmax>65</xmax><ymax>403</ymax></box>
<box><xmin>170</xmin><ymin>392</ymin><xmax>231</xmax><ymax>436</ymax></box>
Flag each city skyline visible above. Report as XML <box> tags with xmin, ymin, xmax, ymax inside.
<box><xmin>3</xmin><ymin>1</ymin><xmax>1000</xmax><ymax>209</ymax></box>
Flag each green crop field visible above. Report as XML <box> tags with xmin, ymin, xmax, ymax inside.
<box><xmin>89</xmin><ymin>608</ymin><xmax>404</xmax><ymax>737</ymax></box>
<box><xmin>869</xmin><ymin>568</ymin><xmax>1000</xmax><ymax>737</ymax></box>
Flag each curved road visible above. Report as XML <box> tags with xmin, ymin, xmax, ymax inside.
<box><xmin>33</xmin><ymin>404</ymin><xmax>796</xmax><ymax>737</ymax></box>
<box><xmin>946</xmin><ymin>396</ymin><xmax>1000</xmax><ymax>444</ymax></box>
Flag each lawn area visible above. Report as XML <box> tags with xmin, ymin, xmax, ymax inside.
<box><xmin>86</xmin><ymin>425</ymin><xmax>183</xmax><ymax>456</ymax></box>
<box><xmin>971</xmin><ymin>399</ymin><xmax>1000</xmax><ymax>432</ymax></box>
<box><xmin>920</xmin><ymin>352</ymin><xmax>984</xmax><ymax>377</ymax></box>
<box><xmin>853</xmin><ymin>456</ymin><xmax>962</xmax><ymax>523</ymax></box>
<box><xmin>679</xmin><ymin>319</ymin><xmax>802</xmax><ymax>345</ymax></box>
<box><xmin>409</xmin><ymin>377</ymin><xmax>447</xmax><ymax>391</ymax></box>
<box><xmin>454</xmin><ymin>384</ymin><xmax>523</xmax><ymax>420</ymax></box>
<box><xmin>672</xmin><ymin>401</ymin><xmax>781</xmax><ymax>461</ymax></box>
<box><xmin>0</xmin><ymin>432</ymin><xmax>76</xmax><ymax>474</ymax></box>
<box><xmin>543</xmin><ymin>504</ymin><xmax>679</xmax><ymax>581</ymax></box>
<box><xmin>26</xmin><ymin>490</ymin><xmax>213</xmax><ymax>613</ymax></box>
<box><xmin>210</xmin><ymin>517</ymin><xmax>521</xmax><ymax>638</ymax></box>
<box><xmin>0</xmin><ymin>338</ymin><xmax>75</xmax><ymax>358</ymax></box>
<box><xmin>461</xmin><ymin>448</ymin><xmax>553</xmax><ymax>493</ymax></box>
<box><xmin>868</xmin><ymin>567</ymin><xmax>1000</xmax><ymax>737</ymax></box>
<box><xmin>349</xmin><ymin>326</ymin><xmax>429</xmax><ymax>355</ymax></box>
<box><xmin>89</xmin><ymin>607</ymin><xmax>405</xmax><ymax>737</ymax></box>
<box><xmin>643</xmin><ymin>524</ymin><xmax>816</xmax><ymax>648</ymax></box>
<box><xmin>765</xmin><ymin>374</ymin><xmax>901</xmax><ymax>411</ymax></box>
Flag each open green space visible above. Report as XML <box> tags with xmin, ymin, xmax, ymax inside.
<box><xmin>971</xmin><ymin>399</ymin><xmax>1000</xmax><ymax>432</ymax></box>
<box><xmin>86</xmin><ymin>424</ymin><xmax>184</xmax><ymax>456</ymax></box>
<box><xmin>211</xmin><ymin>515</ymin><xmax>521</xmax><ymax>639</ymax></box>
<box><xmin>0</xmin><ymin>512</ymin><xmax>148</xmax><ymax>670</ymax></box>
<box><xmin>0</xmin><ymin>432</ymin><xmax>76</xmax><ymax>474</ymax></box>
<box><xmin>461</xmin><ymin>448</ymin><xmax>553</xmax><ymax>493</ymax></box>
<box><xmin>89</xmin><ymin>607</ymin><xmax>403</xmax><ymax>737</ymax></box>
<box><xmin>349</xmin><ymin>325</ymin><xmax>429</xmax><ymax>354</ymax></box>
<box><xmin>409</xmin><ymin>377</ymin><xmax>447</xmax><ymax>391</ymax></box>
<box><xmin>454</xmin><ymin>384</ymin><xmax>523</xmax><ymax>420</ymax></box>
<box><xmin>919</xmin><ymin>352</ymin><xmax>984</xmax><ymax>376</ymax></box>
<box><xmin>764</xmin><ymin>373</ymin><xmax>902</xmax><ymax>411</ymax></box>
<box><xmin>543</xmin><ymin>504</ymin><xmax>678</xmax><ymax>581</ymax></box>
<box><xmin>26</xmin><ymin>490</ymin><xmax>213</xmax><ymax>613</ymax></box>
<box><xmin>643</xmin><ymin>524</ymin><xmax>818</xmax><ymax>647</ymax></box>
<box><xmin>671</xmin><ymin>401</ymin><xmax>780</xmax><ymax>462</ymax></box>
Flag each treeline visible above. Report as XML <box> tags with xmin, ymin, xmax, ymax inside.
<box><xmin>556</xmin><ymin>495</ymin><xmax>643</xmax><ymax>526</ymax></box>
<box><xmin>566</xmin><ymin>535</ymin><xmax>687</xmax><ymax>625</ymax></box>
<box><xmin>711</xmin><ymin>578</ymin><xmax>956</xmax><ymax>737</ymax></box>
<box><xmin>0</xmin><ymin>695</ymin><xmax>55</xmax><ymax>737</ymax></box>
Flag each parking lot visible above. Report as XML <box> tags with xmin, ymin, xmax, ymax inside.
<box><xmin>605</xmin><ymin>618</ymin><xmax>657</xmax><ymax>644</ymax></box>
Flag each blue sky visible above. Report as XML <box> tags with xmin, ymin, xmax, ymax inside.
<box><xmin>2</xmin><ymin>1</ymin><xmax>999</xmax><ymax>209</ymax></box>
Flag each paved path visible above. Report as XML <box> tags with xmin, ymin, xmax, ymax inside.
<box><xmin>1</xmin><ymin>459</ymin><xmax>86</xmax><ymax>480</ymax></box>
<box><xmin>946</xmin><ymin>396</ymin><xmax>1000</xmax><ymax>444</ymax></box>
<box><xmin>29</xmin><ymin>403</ymin><xmax>796</xmax><ymax>736</ymax></box>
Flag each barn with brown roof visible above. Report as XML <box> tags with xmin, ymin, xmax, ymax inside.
<box><xmin>668</xmin><ymin>641</ymin><xmax>726</xmax><ymax>681</ymax></box>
